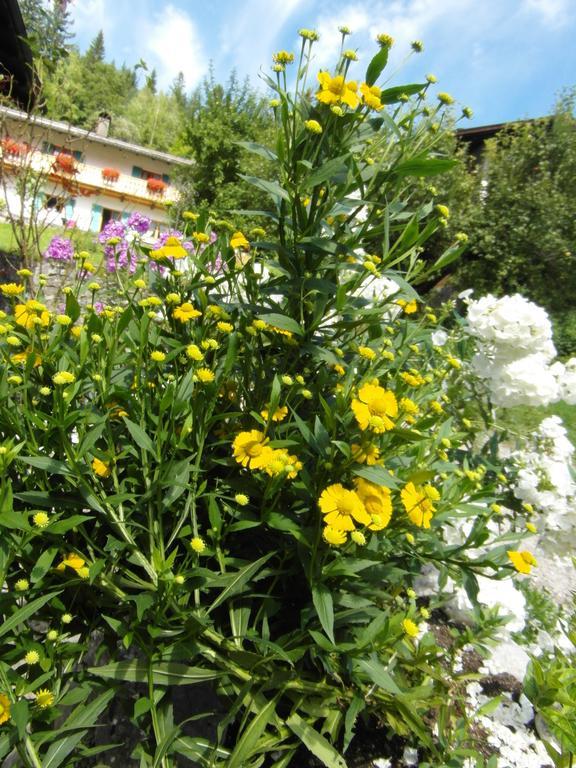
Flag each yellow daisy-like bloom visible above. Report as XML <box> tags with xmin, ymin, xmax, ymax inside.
<box><xmin>15</xmin><ymin>579</ymin><xmax>29</xmax><ymax>592</ymax></box>
<box><xmin>233</xmin><ymin>430</ymin><xmax>271</xmax><ymax>469</ymax></box>
<box><xmin>0</xmin><ymin>283</ymin><xmax>25</xmax><ymax>297</ymax></box>
<box><xmin>400</xmin><ymin>397</ymin><xmax>419</xmax><ymax>415</ymax></box>
<box><xmin>351</xmin><ymin>383</ymin><xmax>398</xmax><ymax>433</ymax></box>
<box><xmin>0</xmin><ymin>693</ymin><xmax>11</xmax><ymax>724</ymax></box>
<box><xmin>316</xmin><ymin>72</ymin><xmax>360</xmax><ymax>109</ymax></box>
<box><xmin>230</xmin><ymin>231</ymin><xmax>250</xmax><ymax>250</ymax></box>
<box><xmin>260</xmin><ymin>404</ymin><xmax>288</xmax><ymax>422</ymax></box>
<box><xmin>92</xmin><ymin>457</ymin><xmax>111</xmax><ymax>478</ymax></box>
<box><xmin>235</xmin><ymin>493</ymin><xmax>249</xmax><ymax>506</ymax></box>
<box><xmin>196</xmin><ymin>368</ymin><xmax>215</xmax><ymax>383</ymax></box>
<box><xmin>154</xmin><ymin>236</ymin><xmax>188</xmax><ymax>260</ymax></box>
<box><xmin>351</xmin><ymin>530</ymin><xmax>366</xmax><ymax>545</ymax></box>
<box><xmin>186</xmin><ymin>344</ymin><xmax>204</xmax><ymax>361</ymax></box>
<box><xmin>192</xmin><ymin>232</ymin><xmax>210</xmax><ymax>244</ymax></box>
<box><xmin>396</xmin><ymin>298</ymin><xmax>418</xmax><ymax>314</ymax></box>
<box><xmin>351</xmin><ymin>443</ymin><xmax>381</xmax><ymax>465</ymax></box>
<box><xmin>318</xmin><ymin>484</ymin><xmax>371</xmax><ymax>531</ymax></box>
<box><xmin>173</xmin><ymin>303</ymin><xmax>202</xmax><ymax>323</ymax></box>
<box><xmin>25</xmin><ymin>650</ymin><xmax>40</xmax><ymax>665</ymax></box>
<box><xmin>354</xmin><ymin>478</ymin><xmax>392</xmax><ymax>530</ymax></box>
<box><xmin>507</xmin><ymin>550</ymin><xmax>537</xmax><ymax>575</ymax></box>
<box><xmin>402</xmin><ymin>618</ymin><xmax>419</xmax><ymax>638</ymax></box>
<box><xmin>217</xmin><ymin>321</ymin><xmax>234</xmax><ymax>333</ymax></box>
<box><xmin>401</xmin><ymin>482</ymin><xmax>439</xmax><ymax>529</ymax></box>
<box><xmin>191</xmin><ymin>536</ymin><xmax>206</xmax><ymax>553</ymax></box>
<box><xmin>56</xmin><ymin>553</ymin><xmax>87</xmax><ymax>576</ymax></box>
<box><xmin>32</xmin><ymin>512</ymin><xmax>50</xmax><ymax>528</ymax></box>
<box><xmin>358</xmin><ymin>346</ymin><xmax>376</xmax><ymax>361</ymax></box>
<box><xmin>150</xmin><ymin>350</ymin><xmax>166</xmax><ymax>362</ymax></box>
<box><xmin>323</xmin><ymin>526</ymin><xmax>348</xmax><ymax>546</ymax></box>
<box><xmin>400</xmin><ymin>371</ymin><xmax>425</xmax><ymax>387</ymax></box>
<box><xmin>14</xmin><ymin>300</ymin><xmax>50</xmax><ymax>330</ymax></box>
<box><xmin>34</xmin><ymin>689</ymin><xmax>55</xmax><ymax>709</ymax></box>
<box><xmin>264</xmin><ymin>448</ymin><xmax>302</xmax><ymax>479</ymax></box>
<box><xmin>360</xmin><ymin>82</ymin><xmax>383</xmax><ymax>111</ymax></box>
<box><xmin>52</xmin><ymin>371</ymin><xmax>76</xmax><ymax>386</ymax></box>
<box><xmin>304</xmin><ymin>119</ymin><xmax>323</xmax><ymax>134</ymax></box>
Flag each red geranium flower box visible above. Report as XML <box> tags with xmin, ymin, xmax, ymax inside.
<box><xmin>102</xmin><ymin>167</ymin><xmax>120</xmax><ymax>182</ymax></box>
<box><xmin>147</xmin><ymin>178</ymin><xmax>167</xmax><ymax>194</ymax></box>
<box><xmin>55</xmin><ymin>153</ymin><xmax>77</xmax><ymax>173</ymax></box>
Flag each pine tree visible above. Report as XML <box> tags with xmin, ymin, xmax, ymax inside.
<box><xmin>85</xmin><ymin>31</ymin><xmax>105</xmax><ymax>64</ymax></box>
<box><xmin>171</xmin><ymin>72</ymin><xmax>186</xmax><ymax>108</ymax></box>
<box><xmin>19</xmin><ymin>0</ymin><xmax>73</xmax><ymax>71</ymax></box>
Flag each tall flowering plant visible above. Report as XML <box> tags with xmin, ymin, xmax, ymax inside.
<box><xmin>0</xmin><ymin>31</ymin><xmax>544</xmax><ymax>767</ymax></box>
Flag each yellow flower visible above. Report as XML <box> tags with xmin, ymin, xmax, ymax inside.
<box><xmin>32</xmin><ymin>512</ymin><xmax>50</xmax><ymax>528</ymax></box>
<box><xmin>190</xmin><ymin>537</ymin><xmax>206</xmax><ymax>553</ymax></box>
<box><xmin>55</xmin><ymin>314</ymin><xmax>72</xmax><ymax>326</ymax></box>
<box><xmin>351</xmin><ymin>443</ymin><xmax>381</xmax><ymax>465</ymax></box>
<box><xmin>235</xmin><ymin>493</ymin><xmax>249</xmax><ymax>506</ymax></box>
<box><xmin>217</xmin><ymin>321</ymin><xmax>234</xmax><ymax>333</ymax></box>
<box><xmin>323</xmin><ymin>526</ymin><xmax>348</xmax><ymax>546</ymax></box>
<box><xmin>430</xmin><ymin>400</ymin><xmax>444</xmax><ymax>414</ymax></box>
<box><xmin>52</xmin><ymin>371</ymin><xmax>76</xmax><ymax>386</ymax></box>
<box><xmin>358</xmin><ymin>346</ymin><xmax>376</xmax><ymax>361</ymax></box>
<box><xmin>351</xmin><ymin>383</ymin><xmax>398</xmax><ymax>433</ymax></box>
<box><xmin>186</xmin><ymin>344</ymin><xmax>204</xmax><ymax>361</ymax></box>
<box><xmin>507</xmin><ymin>550</ymin><xmax>537</xmax><ymax>575</ymax></box>
<box><xmin>150</xmin><ymin>350</ymin><xmax>166</xmax><ymax>363</ymax></box>
<box><xmin>6</xmin><ymin>335</ymin><xmax>21</xmax><ymax>347</ymax></box>
<box><xmin>0</xmin><ymin>693</ymin><xmax>11</xmax><ymax>724</ymax></box>
<box><xmin>360</xmin><ymin>82</ymin><xmax>383</xmax><ymax>111</ymax></box>
<box><xmin>182</xmin><ymin>210</ymin><xmax>199</xmax><ymax>221</ymax></box>
<box><xmin>304</xmin><ymin>119</ymin><xmax>323</xmax><ymax>134</ymax></box>
<box><xmin>7</xmin><ymin>375</ymin><xmax>22</xmax><ymax>384</ymax></box>
<box><xmin>173</xmin><ymin>303</ymin><xmax>202</xmax><ymax>322</ymax></box>
<box><xmin>133</xmin><ymin>279</ymin><xmax>146</xmax><ymax>289</ymax></box>
<box><xmin>166</xmin><ymin>292</ymin><xmax>181</xmax><ymax>304</ymax></box>
<box><xmin>316</xmin><ymin>72</ymin><xmax>360</xmax><ymax>109</ymax></box>
<box><xmin>56</xmin><ymin>553</ymin><xmax>87</xmax><ymax>576</ymax></box>
<box><xmin>351</xmin><ymin>530</ymin><xmax>366</xmax><ymax>545</ymax></box>
<box><xmin>92</xmin><ymin>457</ymin><xmax>111</xmax><ymax>478</ymax></box>
<box><xmin>318</xmin><ymin>484</ymin><xmax>371</xmax><ymax>531</ymax></box>
<box><xmin>14</xmin><ymin>300</ymin><xmax>51</xmax><ymax>330</ymax></box>
<box><xmin>354</xmin><ymin>479</ymin><xmax>392</xmax><ymax>530</ymax></box>
<box><xmin>230</xmin><ymin>231</ymin><xmax>250</xmax><ymax>250</ymax></box>
<box><xmin>196</xmin><ymin>367</ymin><xmax>215</xmax><ymax>383</ymax></box>
<box><xmin>376</xmin><ymin>33</ymin><xmax>394</xmax><ymax>48</ymax></box>
<box><xmin>233</xmin><ymin>430</ymin><xmax>271</xmax><ymax>469</ymax></box>
<box><xmin>25</xmin><ymin>650</ymin><xmax>40</xmax><ymax>665</ymax></box>
<box><xmin>260</xmin><ymin>404</ymin><xmax>288</xmax><ymax>422</ymax></box>
<box><xmin>34</xmin><ymin>689</ymin><xmax>55</xmax><ymax>709</ymax></box>
<box><xmin>14</xmin><ymin>578</ymin><xmax>29</xmax><ymax>592</ymax></box>
<box><xmin>400</xmin><ymin>371</ymin><xmax>425</xmax><ymax>387</ymax></box>
<box><xmin>402</xmin><ymin>618</ymin><xmax>419</xmax><ymax>638</ymax></box>
<box><xmin>0</xmin><ymin>283</ymin><xmax>25</xmax><ymax>296</ymax></box>
<box><xmin>273</xmin><ymin>50</ymin><xmax>294</xmax><ymax>64</ymax></box>
<box><xmin>437</xmin><ymin>92</ymin><xmax>454</xmax><ymax>105</ymax></box>
<box><xmin>396</xmin><ymin>298</ymin><xmax>418</xmax><ymax>314</ymax></box>
<box><xmin>264</xmin><ymin>449</ymin><xmax>302</xmax><ymax>479</ymax></box>
<box><xmin>192</xmin><ymin>232</ymin><xmax>210</xmax><ymax>244</ymax></box>
<box><xmin>155</xmin><ymin>236</ymin><xmax>188</xmax><ymax>260</ymax></box>
<box><xmin>526</xmin><ymin>522</ymin><xmax>537</xmax><ymax>534</ymax></box>
<box><xmin>400</xmin><ymin>397</ymin><xmax>419</xmax><ymax>415</ymax></box>
<box><xmin>401</xmin><ymin>482</ymin><xmax>439</xmax><ymax>529</ymax></box>
<box><xmin>17</xmin><ymin>268</ymin><xmax>33</xmax><ymax>277</ymax></box>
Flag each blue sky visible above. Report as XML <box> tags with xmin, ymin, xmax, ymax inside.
<box><xmin>68</xmin><ymin>0</ymin><xmax>576</xmax><ymax>127</ymax></box>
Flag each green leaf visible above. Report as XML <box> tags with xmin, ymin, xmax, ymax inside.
<box><xmin>286</xmin><ymin>713</ymin><xmax>347</xmax><ymax>768</ymax></box>
<box><xmin>88</xmin><ymin>661</ymin><xmax>222</xmax><ymax>686</ymax></box>
<box><xmin>365</xmin><ymin>46</ymin><xmax>389</xmax><ymax>86</ymax></box>
<box><xmin>123</xmin><ymin>417</ymin><xmax>156</xmax><ymax>455</ymax></box>
<box><xmin>237</xmin><ymin>141</ymin><xmax>278</xmax><ymax>163</ymax></box>
<box><xmin>0</xmin><ymin>591</ymin><xmax>61</xmax><ymax>638</ymax></box>
<box><xmin>379</xmin><ymin>83</ymin><xmax>426</xmax><ymax>104</ymax></box>
<box><xmin>352</xmin><ymin>465</ymin><xmax>398</xmax><ymax>489</ymax></box>
<box><xmin>18</xmin><ymin>456</ymin><xmax>73</xmax><ymax>476</ymax></box>
<box><xmin>258</xmin><ymin>313</ymin><xmax>303</xmax><ymax>336</ymax></box>
<box><xmin>227</xmin><ymin>694</ymin><xmax>280</xmax><ymax>768</ymax></box>
<box><xmin>31</xmin><ymin>547</ymin><xmax>58</xmax><ymax>582</ymax></box>
<box><xmin>208</xmin><ymin>553</ymin><xmax>274</xmax><ymax>613</ymax></box>
<box><xmin>239</xmin><ymin>174</ymin><xmax>290</xmax><ymax>203</ymax></box>
<box><xmin>343</xmin><ymin>695</ymin><xmax>365</xmax><ymax>752</ymax></box>
<box><xmin>307</xmin><ymin>158</ymin><xmax>348</xmax><ymax>188</ymax></box>
<box><xmin>356</xmin><ymin>657</ymin><xmax>402</xmax><ymax>694</ymax></box>
<box><xmin>312</xmin><ymin>583</ymin><xmax>335</xmax><ymax>644</ymax></box>
<box><xmin>42</xmin><ymin>731</ymin><xmax>88</xmax><ymax>768</ymax></box>
<box><xmin>391</xmin><ymin>156</ymin><xmax>459</xmax><ymax>179</ymax></box>
<box><xmin>48</xmin><ymin>515</ymin><xmax>94</xmax><ymax>534</ymax></box>
<box><xmin>10</xmin><ymin>699</ymin><xmax>29</xmax><ymax>740</ymax></box>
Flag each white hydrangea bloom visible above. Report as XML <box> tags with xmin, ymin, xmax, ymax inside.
<box><xmin>556</xmin><ymin>357</ymin><xmax>576</xmax><ymax>404</ymax></box>
<box><xmin>487</xmin><ymin>354</ymin><xmax>561</xmax><ymax>407</ymax></box>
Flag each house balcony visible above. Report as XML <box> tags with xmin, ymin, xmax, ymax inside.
<box><xmin>0</xmin><ymin>148</ymin><xmax>180</xmax><ymax>207</ymax></box>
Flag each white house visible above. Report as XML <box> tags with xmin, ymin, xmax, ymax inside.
<box><xmin>0</xmin><ymin>105</ymin><xmax>194</xmax><ymax>237</ymax></box>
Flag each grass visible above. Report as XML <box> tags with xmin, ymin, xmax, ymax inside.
<box><xmin>500</xmin><ymin>401</ymin><xmax>576</xmax><ymax>445</ymax></box>
<box><xmin>0</xmin><ymin>221</ymin><xmax>100</xmax><ymax>260</ymax></box>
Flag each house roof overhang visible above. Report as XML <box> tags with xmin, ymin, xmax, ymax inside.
<box><xmin>0</xmin><ymin>0</ymin><xmax>35</xmax><ymax>108</ymax></box>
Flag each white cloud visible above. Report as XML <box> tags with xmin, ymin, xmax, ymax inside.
<box><xmin>142</xmin><ymin>5</ymin><xmax>207</xmax><ymax>90</ymax></box>
<box><xmin>523</xmin><ymin>0</ymin><xmax>571</xmax><ymax>27</ymax></box>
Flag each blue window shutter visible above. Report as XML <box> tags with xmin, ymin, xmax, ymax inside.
<box><xmin>122</xmin><ymin>211</ymin><xmax>130</xmax><ymax>222</ymax></box>
<box><xmin>90</xmin><ymin>204</ymin><xmax>103</xmax><ymax>233</ymax></box>
<box><xmin>162</xmin><ymin>174</ymin><xmax>170</xmax><ymax>184</ymax></box>
<box><xmin>132</xmin><ymin>166</ymin><xmax>143</xmax><ymax>178</ymax></box>
<box><xmin>65</xmin><ymin>198</ymin><xmax>76</xmax><ymax>220</ymax></box>
<box><xmin>73</xmin><ymin>150</ymin><xmax>83</xmax><ymax>162</ymax></box>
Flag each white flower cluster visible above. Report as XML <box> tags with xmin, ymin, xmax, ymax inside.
<box><xmin>509</xmin><ymin>416</ymin><xmax>576</xmax><ymax>529</ymax></box>
<box><xmin>466</xmin><ymin>293</ymin><xmax>576</xmax><ymax>407</ymax></box>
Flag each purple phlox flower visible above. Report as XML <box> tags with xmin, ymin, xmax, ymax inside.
<box><xmin>93</xmin><ymin>301</ymin><xmax>105</xmax><ymax>314</ymax></box>
<box><xmin>44</xmin><ymin>236</ymin><xmax>74</xmax><ymax>261</ymax></box>
<box><xmin>105</xmin><ymin>242</ymin><xmax>138</xmax><ymax>274</ymax></box>
<box><xmin>98</xmin><ymin>220</ymin><xmax>127</xmax><ymax>244</ymax></box>
<box><xmin>127</xmin><ymin>212</ymin><xmax>151</xmax><ymax>235</ymax></box>
<box><xmin>65</xmin><ymin>219</ymin><xmax>76</xmax><ymax>229</ymax></box>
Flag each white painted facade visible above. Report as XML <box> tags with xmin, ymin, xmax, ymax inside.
<box><xmin>0</xmin><ymin>106</ymin><xmax>194</xmax><ymax>237</ymax></box>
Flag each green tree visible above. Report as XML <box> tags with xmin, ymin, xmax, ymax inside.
<box><xmin>112</xmin><ymin>88</ymin><xmax>186</xmax><ymax>152</ymax></box>
<box><xmin>174</xmin><ymin>69</ymin><xmax>275</xmax><ymax>223</ymax></box>
<box><xmin>452</xmin><ymin>90</ymin><xmax>576</xmax><ymax>353</ymax></box>
<box><xmin>19</xmin><ymin>0</ymin><xmax>73</xmax><ymax>72</ymax></box>
<box><xmin>85</xmin><ymin>30</ymin><xmax>105</xmax><ymax>64</ymax></box>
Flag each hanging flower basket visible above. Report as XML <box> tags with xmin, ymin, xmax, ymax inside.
<box><xmin>147</xmin><ymin>178</ymin><xmax>167</xmax><ymax>195</ymax></box>
<box><xmin>102</xmin><ymin>167</ymin><xmax>120</xmax><ymax>182</ymax></box>
<box><xmin>54</xmin><ymin>153</ymin><xmax>77</xmax><ymax>174</ymax></box>
<box><xmin>1</xmin><ymin>138</ymin><xmax>28</xmax><ymax>156</ymax></box>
